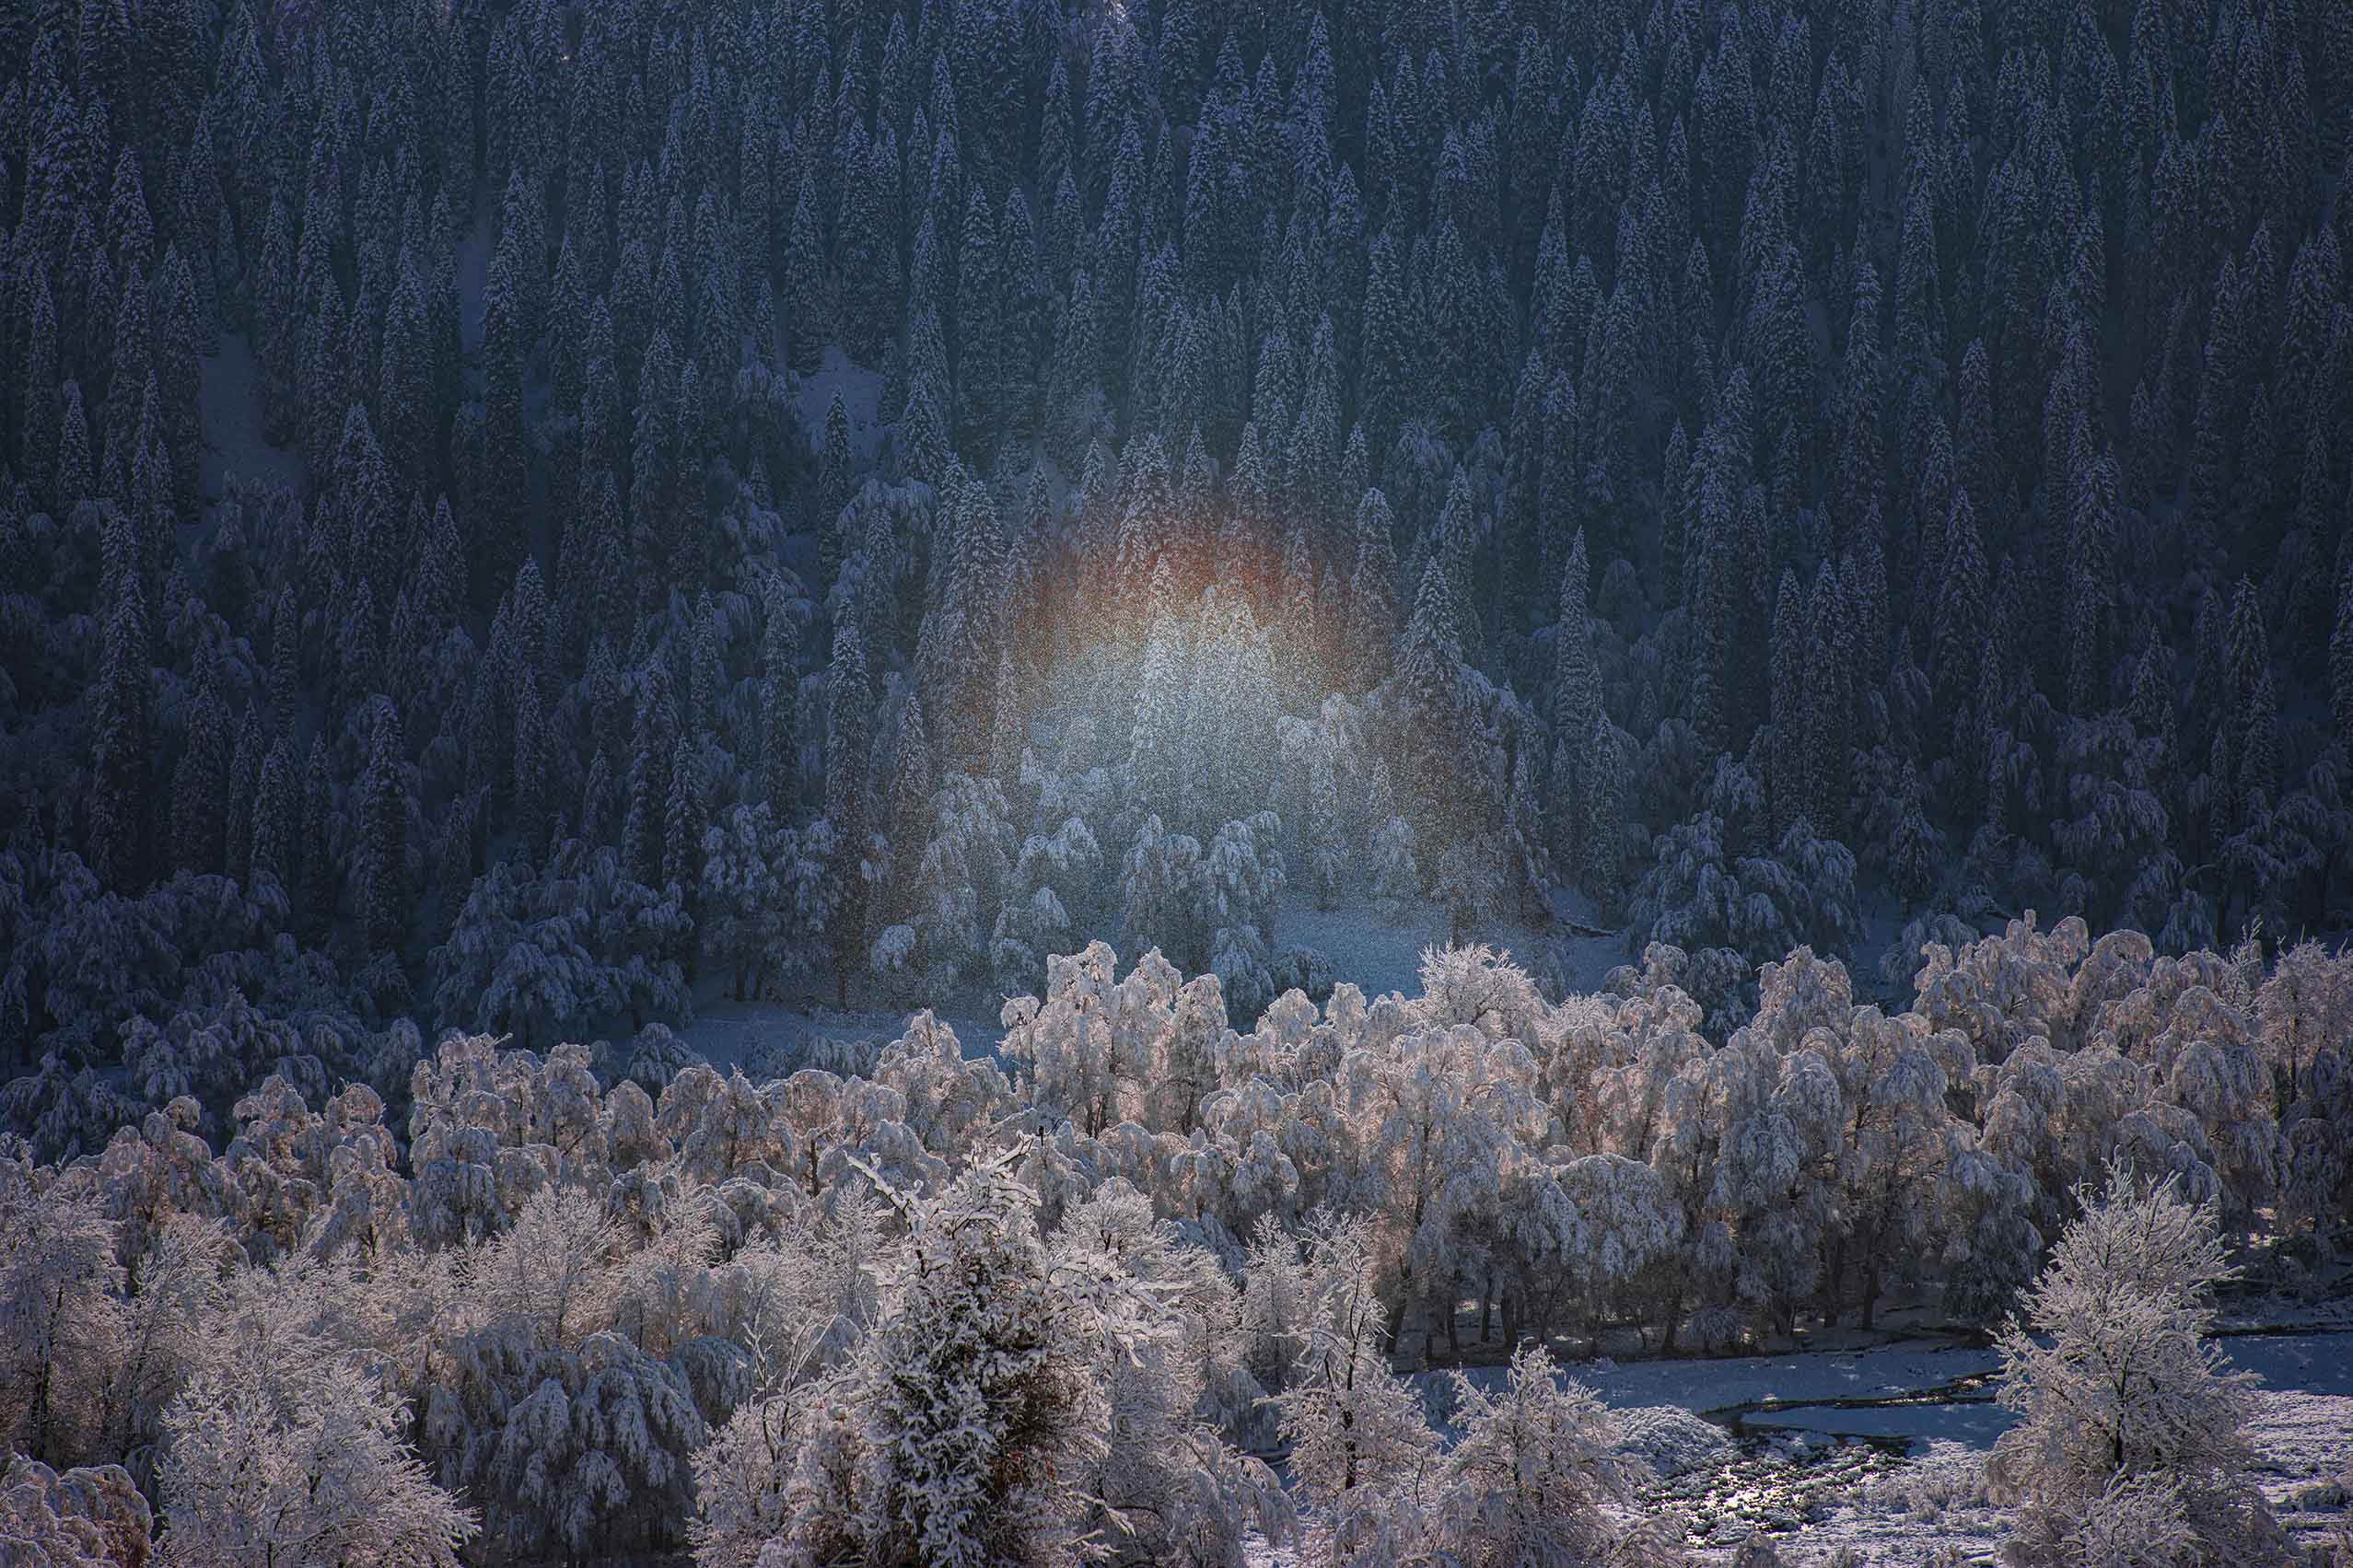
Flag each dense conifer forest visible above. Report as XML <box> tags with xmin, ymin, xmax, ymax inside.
<box><xmin>2</xmin><ymin>0</ymin><xmax>2352</xmax><ymax>1562</ymax></box>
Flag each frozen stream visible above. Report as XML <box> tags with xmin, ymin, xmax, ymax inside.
<box><xmin>1617</xmin><ymin>1326</ymin><xmax>2352</xmax><ymax>1561</ymax></box>
<box><xmin>1249</xmin><ymin>1327</ymin><xmax>2353</xmax><ymax>1564</ymax></box>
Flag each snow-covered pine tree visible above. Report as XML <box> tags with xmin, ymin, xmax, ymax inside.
<box><xmin>1582</xmin><ymin>715</ymin><xmax>1627</xmax><ymax>905</ymax></box>
<box><xmin>1396</xmin><ymin>557</ymin><xmax>1477</xmax><ymax>850</ymax></box>
<box><xmin>87</xmin><ymin>506</ymin><xmax>154</xmax><ymax>894</ymax></box>
<box><xmin>823</xmin><ymin>620</ymin><xmax>876</xmax><ymax>1008</ymax></box>
<box><xmin>1349</xmin><ymin>487</ymin><xmax>1403</xmax><ymax>688</ymax></box>
<box><xmin>2332</xmin><ymin>557</ymin><xmax>2353</xmax><ymax>754</ymax></box>
<box><xmin>818</xmin><ymin>393</ymin><xmax>853</xmax><ymax>596</ymax></box>
<box><xmin>170</xmin><ymin>668</ymin><xmax>229</xmax><ymax>878</ymax></box>
<box><xmin>1888</xmin><ymin>759</ymin><xmax>1940</xmax><ymax>909</ymax></box>
<box><xmin>1552</xmin><ymin>529</ymin><xmax>1601</xmax><ymax>867</ymax></box>
<box><xmin>907</xmin><ymin>773</ymin><xmax>1018</xmax><ymax>992</ymax></box>
<box><xmin>355</xmin><ymin>699</ymin><xmax>411</xmax><ymax>959</ymax></box>
<box><xmin>837</xmin><ymin>1155</ymin><xmax>1102</xmax><ymax>1565</ymax></box>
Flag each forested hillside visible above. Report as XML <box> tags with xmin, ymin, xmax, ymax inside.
<box><xmin>3</xmin><ymin>0</ymin><xmax>2352</xmax><ymax>1149</ymax></box>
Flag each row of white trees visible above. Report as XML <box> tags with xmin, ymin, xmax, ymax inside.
<box><xmin>2</xmin><ymin>917</ymin><xmax>2348</xmax><ymax>1564</ymax></box>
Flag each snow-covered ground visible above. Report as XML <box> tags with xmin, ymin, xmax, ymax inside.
<box><xmin>1457</xmin><ymin>1337</ymin><xmax>2006</xmax><ymax>1436</ymax></box>
<box><xmin>794</xmin><ymin>347</ymin><xmax>886</xmax><ymax>459</ymax></box>
<box><xmin>199</xmin><ymin>331</ymin><xmax>303</xmax><ymax>499</ymax></box>
<box><xmin>456</xmin><ymin>210</ymin><xmax>493</xmax><ymax>352</ymax></box>
<box><xmin>1546</xmin><ymin>1329</ymin><xmax>2348</xmax><ymax>1563</ymax></box>
<box><xmin>672</xmin><ymin>886</ymin><xmax>1585</xmax><ymax>1074</ymax></box>
<box><xmin>677</xmin><ymin>990</ymin><xmax>1005</xmax><ymax>1076</ymax></box>
<box><xmin>1275</xmin><ymin>891</ymin><xmax>1563</xmax><ymax>1004</ymax></box>
<box><xmin>1242</xmin><ymin>1328</ymin><xmax>2353</xmax><ymax>1565</ymax></box>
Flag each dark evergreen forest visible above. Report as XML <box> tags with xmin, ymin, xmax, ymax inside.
<box><xmin>6</xmin><ymin>0</ymin><xmax>2352</xmax><ymax>1148</ymax></box>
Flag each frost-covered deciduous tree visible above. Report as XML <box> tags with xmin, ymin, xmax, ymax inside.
<box><xmin>1000</xmin><ymin>942</ymin><xmax>1133</xmax><ymax>1137</ymax></box>
<box><xmin>2255</xmin><ymin>941</ymin><xmax>2353</xmax><ymax>1246</ymax></box>
<box><xmin>1000</xmin><ymin>943</ymin><xmax>1226</xmax><ymax>1141</ymax></box>
<box><xmin>1810</xmin><ymin>985</ymin><xmax>1966</xmax><ymax>1328</ymax></box>
<box><xmin>1913</xmin><ymin>914</ymin><xmax>2095</xmax><ymax>1062</ymax></box>
<box><xmin>1986</xmin><ymin>1168</ymin><xmax>2282</xmax><ymax>1567</ymax></box>
<box><xmin>1048</xmin><ymin>1182</ymin><xmax>1289</xmax><ymax>1565</ymax></box>
<box><xmin>1541</xmin><ymin>1152</ymin><xmax>1684</xmax><ymax>1354</ymax></box>
<box><xmin>1939</xmin><ymin>1139</ymin><xmax>2044</xmax><ymax>1330</ymax></box>
<box><xmin>0</xmin><ymin>1156</ymin><xmax>122</xmax><ymax>1465</ymax></box>
<box><xmin>1409</xmin><ymin>943</ymin><xmax>1553</xmax><ymax>1044</ymax></box>
<box><xmin>1427</xmin><ymin>1342</ymin><xmax>1672</xmax><ymax>1568</ymax></box>
<box><xmin>1341</xmin><ymin>1013</ymin><xmax>1547</xmax><ymax>1364</ymax></box>
<box><xmin>154</xmin><ymin>1240</ymin><xmax>476</xmax><ymax>1568</ymax></box>
<box><xmin>472</xmin><ymin>1183</ymin><xmax>626</xmax><ymax>1349</ymax></box>
<box><xmin>690</xmin><ymin>1210</ymin><xmax>877</xmax><ymax>1523</ymax></box>
<box><xmin>159</xmin><ymin>1353</ymin><xmax>475</xmax><ymax>1568</ymax></box>
<box><xmin>1264</xmin><ymin>1216</ymin><xmax>1436</xmax><ymax>1562</ymax></box>
<box><xmin>0</xmin><ymin>1457</ymin><xmax>155</xmax><ymax>1568</ymax></box>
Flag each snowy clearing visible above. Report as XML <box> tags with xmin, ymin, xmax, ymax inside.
<box><xmin>673</xmin><ymin>885</ymin><xmax>1579</xmax><ymax>1072</ymax></box>
<box><xmin>794</xmin><ymin>348</ymin><xmax>887</xmax><ymax>462</ymax></box>
<box><xmin>198</xmin><ymin>332</ymin><xmax>302</xmax><ymax>498</ymax></box>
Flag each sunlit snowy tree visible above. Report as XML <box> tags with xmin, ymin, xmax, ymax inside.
<box><xmin>1986</xmin><ymin>1168</ymin><xmax>2282</xmax><ymax>1567</ymax></box>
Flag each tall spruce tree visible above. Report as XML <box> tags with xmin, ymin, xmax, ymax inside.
<box><xmin>356</xmin><ymin>699</ymin><xmax>412</xmax><ymax>957</ymax></box>
<box><xmin>824</xmin><ymin>618</ymin><xmax>875</xmax><ymax>1006</ymax></box>
<box><xmin>87</xmin><ymin>506</ymin><xmax>154</xmax><ymax>893</ymax></box>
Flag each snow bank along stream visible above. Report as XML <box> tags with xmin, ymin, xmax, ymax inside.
<box><xmin>1424</xmin><ymin>1327</ymin><xmax>2353</xmax><ymax>1562</ymax></box>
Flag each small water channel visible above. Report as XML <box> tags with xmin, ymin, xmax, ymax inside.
<box><xmin>1642</xmin><ymin>1322</ymin><xmax>2353</xmax><ymax>1553</ymax></box>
